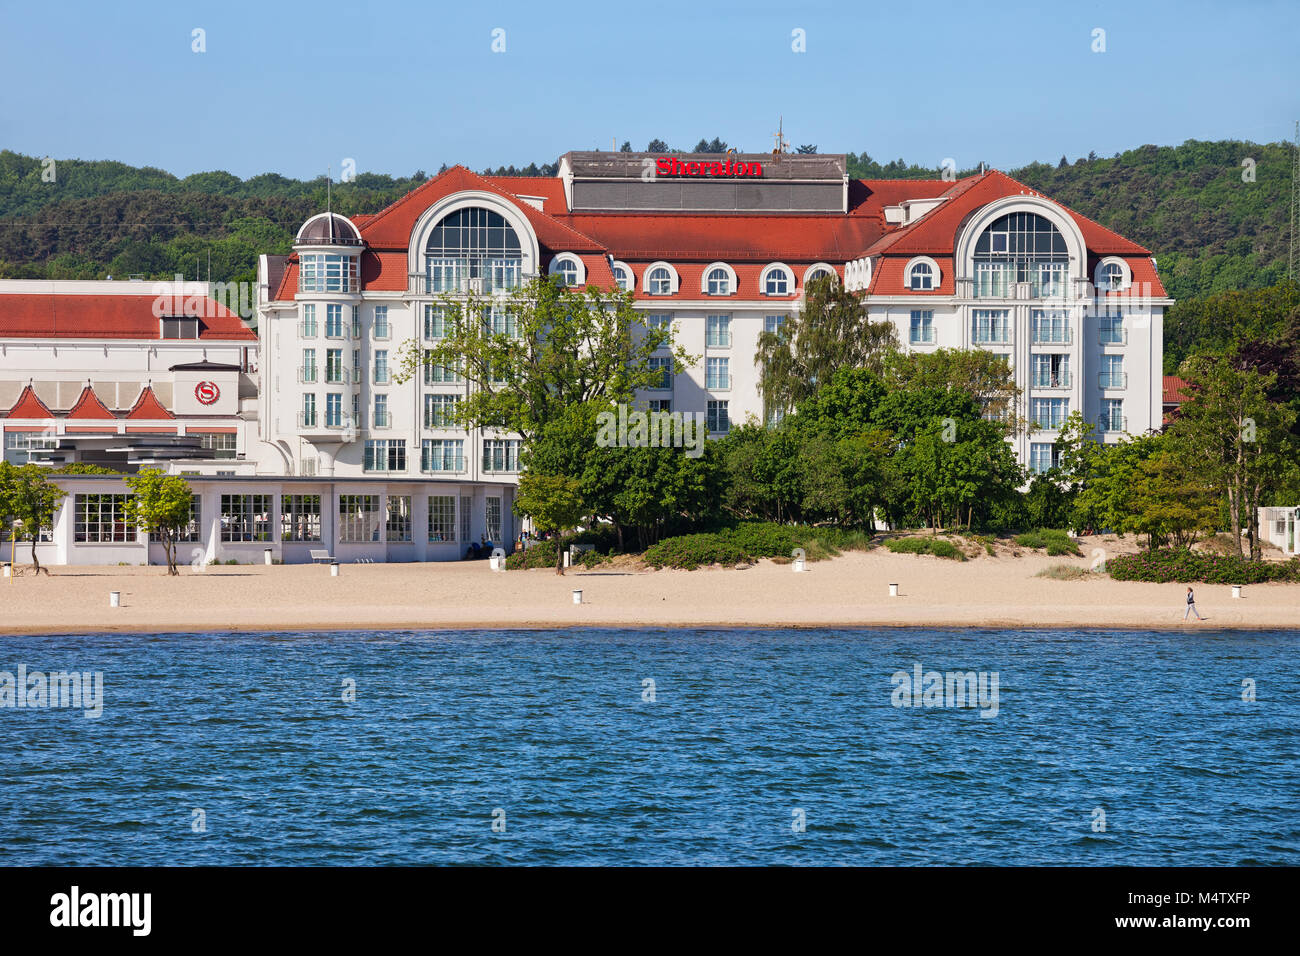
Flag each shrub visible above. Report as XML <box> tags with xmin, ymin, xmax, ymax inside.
<box><xmin>643</xmin><ymin>533</ymin><xmax>749</xmax><ymax>570</ymax></box>
<box><xmin>505</xmin><ymin>538</ymin><xmax>561</xmax><ymax>570</ymax></box>
<box><xmin>884</xmin><ymin>536</ymin><xmax>966</xmax><ymax>561</ymax></box>
<box><xmin>1014</xmin><ymin>531</ymin><xmax>1047</xmax><ymax>550</ymax></box>
<box><xmin>1036</xmin><ymin>564</ymin><xmax>1094</xmax><ymax>580</ymax></box>
<box><xmin>1015</xmin><ymin>529</ymin><xmax>1081</xmax><ymax>556</ymax></box>
<box><xmin>1107</xmin><ymin>549</ymin><xmax>1300</xmax><ymax>584</ymax></box>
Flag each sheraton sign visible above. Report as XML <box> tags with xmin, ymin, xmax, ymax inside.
<box><xmin>655</xmin><ymin>156</ymin><xmax>764</xmax><ymax>178</ymax></box>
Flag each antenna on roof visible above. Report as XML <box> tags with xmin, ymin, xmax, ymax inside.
<box><xmin>772</xmin><ymin>116</ymin><xmax>788</xmax><ymax>157</ymax></box>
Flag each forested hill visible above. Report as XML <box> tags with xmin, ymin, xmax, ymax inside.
<box><xmin>0</xmin><ymin>138</ymin><xmax>1293</xmax><ymax>301</ymax></box>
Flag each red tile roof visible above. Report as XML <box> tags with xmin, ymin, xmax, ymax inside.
<box><xmin>6</xmin><ymin>384</ymin><xmax>52</xmax><ymax>419</ymax></box>
<box><xmin>67</xmin><ymin>386</ymin><xmax>116</xmax><ymax>420</ymax></box>
<box><xmin>359</xmin><ymin>166</ymin><xmax>603</xmax><ymax>253</ymax></box>
<box><xmin>126</xmin><ymin>385</ymin><xmax>174</xmax><ymax>419</ymax></box>
<box><xmin>0</xmin><ymin>293</ymin><xmax>257</xmax><ymax>340</ymax></box>
<box><xmin>1163</xmin><ymin>375</ymin><xmax>1191</xmax><ymax>405</ymax></box>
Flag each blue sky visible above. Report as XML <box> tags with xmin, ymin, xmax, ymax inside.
<box><xmin>1</xmin><ymin>0</ymin><xmax>1297</xmax><ymax>179</ymax></box>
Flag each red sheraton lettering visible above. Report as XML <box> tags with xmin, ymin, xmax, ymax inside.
<box><xmin>654</xmin><ymin>157</ymin><xmax>763</xmax><ymax>178</ymax></box>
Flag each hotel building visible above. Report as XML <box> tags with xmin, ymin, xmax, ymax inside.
<box><xmin>1</xmin><ymin>151</ymin><xmax>1169</xmax><ymax>564</ymax></box>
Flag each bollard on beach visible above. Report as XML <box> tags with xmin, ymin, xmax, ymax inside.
<box><xmin>889</xmin><ymin>583</ymin><xmax>899</xmax><ymax>597</ymax></box>
<box><xmin>330</xmin><ymin>562</ymin><xmax>340</xmax><ymax>577</ymax></box>
<box><xmin>109</xmin><ymin>591</ymin><xmax>121</xmax><ymax>608</ymax></box>
<box><xmin>572</xmin><ymin>589</ymin><xmax>583</xmax><ymax>605</ymax></box>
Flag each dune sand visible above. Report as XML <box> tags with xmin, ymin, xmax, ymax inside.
<box><xmin>1</xmin><ymin>540</ymin><xmax>1297</xmax><ymax>634</ymax></box>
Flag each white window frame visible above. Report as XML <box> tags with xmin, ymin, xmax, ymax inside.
<box><xmin>642</xmin><ymin>261</ymin><xmax>679</xmax><ymax>296</ymax></box>
<box><xmin>905</xmin><ymin>256</ymin><xmax>941</xmax><ymax>291</ymax></box>
<box><xmin>702</xmin><ymin>262</ymin><xmax>736</xmax><ymax>296</ymax></box>
<box><xmin>1094</xmin><ymin>257</ymin><xmax>1131</xmax><ymax>292</ymax></box>
<box><xmin>548</xmin><ymin>253</ymin><xmax>585</xmax><ymax>287</ymax></box>
<box><xmin>760</xmin><ymin>263</ymin><xmax>794</xmax><ymax>296</ymax></box>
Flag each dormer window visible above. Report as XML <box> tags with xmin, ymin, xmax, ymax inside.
<box><xmin>706</xmin><ymin>267</ymin><xmax>732</xmax><ymax>296</ymax></box>
<box><xmin>1097</xmin><ymin>260</ymin><xmax>1127</xmax><ymax>291</ymax></box>
<box><xmin>612</xmin><ymin>263</ymin><xmax>633</xmax><ymax>291</ymax></box>
<box><xmin>548</xmin><ymin>253</ymin><xmax>585</xmax><ymax>288</ymax></box>
<box><xmin>908</xmin><ymin>261</ymin><xmax>934</xmax><ymax>290</ymax></box>
<box><xmin>161</xmin><ymin>316</ymin><xmax>201</xmax><ymax>339</ymax></box>
<box><xmin>647</xmin><ymin>266</ymin><xmax>673</xmax><ymax>295</ymax></box>
<box><xmin>761</xmin><ymin>263</ymin><xmax>794</xmax><ymax>296</ymax></box>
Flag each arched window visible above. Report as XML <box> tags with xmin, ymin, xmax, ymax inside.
<box><xmin>647</xmin><ymin>266</ymin><xmax>673</xmax><ymax>295</ymax></box>
<box><xmin>552</xmin><ymin>257</ymin><xmax>579</xmax><ymax>287</ymax></box>
<box><xmin>706</xmin><ymin>267</ymin><xmax>732</xmax><ymax>296</ymax></box>
<box><xmin>973</xmin><ymin>212</ymin><xmax>1069</xmax><ymax>298</ymax></box>
<box><xmin>762</xmin><ymin>265</ymin><xmax>792</xmax><ymax>296</ymax></box>
<box><xmin>908</xmin><ymin>261</ymin><xmax>934</xmax><ymax>290</ymax></box>
<box><xmin>424</xmin><ymin>207</ymin><xmax>522</xmax><ymax>292</ymax></box>
<box><xmin>1098</xmin><ymin>261</ymin><xmax>1125</xmax><ymax>291</ymax></box>
<box><xmin>805</xmin><ymin>265</ymin><xmax>835</xmax><ymax>287</ymax></box>
<box><xmin>612</xmin><ymin>263</ymin><xmax>633</xmax><ymax>291</ymax></box>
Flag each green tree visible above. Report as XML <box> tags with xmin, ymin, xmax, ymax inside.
<box><xmin>1121</xmin><ymin>451</ymin><xmax>1219</xmax><ymax>550</ymax></box>
<box><xmin>0</xmin><ymin>462</ymin><xmax>65</xmax><ymax>575</ymax></box>
<box><xmin>396</xmin><ymin>276</ymin><xmax>691</xmax><ymax>444</ymax></box>
<box><xmin>124</xmin><ymin>469</ymin><xmax>194</xmax><ymax>575</ymax></box>
<box><xmin>1172</xmin><ymin>355</ymin><xmax>1297</xmax><ymax>558</ymax></box>
<box><xmin>513</xmin><ymin>472</ymin><xmax>585</xmax><ymax>575</ymax></box>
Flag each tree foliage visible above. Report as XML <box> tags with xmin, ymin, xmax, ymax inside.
<box><xmin>0</xmin><ymin>462</ymin><xmax>65</xmax><ymax>574</ymax></box>
<box><xmin>124</xmin><ymin>468</ymin><xmax>194</xmax><ymax>575</ymax></box>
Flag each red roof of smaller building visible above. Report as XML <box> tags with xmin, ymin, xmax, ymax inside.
<box><xmin>0</xmin><ymin>293</ymin><xmax>257</xmax><ymax>341</ymax></box>
<box><xmin>6</xmin><ymin>384</ymin><xmax>52</xmax><ymax>419</ymax></box>
<box><xmin>66</xmin><ymin>386</ymin><xmax>116</xmax><ymax>420</ymax></box>
<box><xmin>126</xmin><ymin>385</ymin><xmax>174</xmax><ymax>419</ymax></box>
<box><xmin>1162</xmin><ymin>375</ymin><xmax>1191</xmax><ymax>405</ymax></box>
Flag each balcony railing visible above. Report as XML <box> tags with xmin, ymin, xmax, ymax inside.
<box><xmin>1098</xmin><ymin>327</ymin><xmax>1127</xmax><ymax>345</ymax></box>
<box><xmin>910</xmin><ymin>329</ymin><xmax>936</xmax><ymax>345</ymax></box>
<box><xmin>421</xmin><ymin>456</ymin><xmax>466</xmax><ymax>474</ymax></box>
<box><xmin>298</xmin><ymin>366</ymin><xmax>318</xmax><ymax>384</ymax></box>
<box><xmin>1099</xmin><ymin>415</ymin><xmax>1128</xmax><ymax>433</ymax></box>
<box><xmin>1098</xmin><ymin>372</ymin><xmax>1128</xmax><ymax>389</ymax></box>
<box><xmin>1032</xmin><ymin>329</ymin><xmax>1073</xmax><ymax>345</ymax></box>
<box><xmin>325</xmin><ymin>325</ymin><xmax>348</xmax><ymax>340</ymax></box>
<box><xmin>373</xmin><ymin>368</ymin><xmax>392</xmax><ymax>385</ymax></box>
<box><xmin>297</xmin><ymin>322</ymin><xmax>318</xmax><ymax>338</ymax></box>
<box><xmin>372</xmin><ymin>412</ymin><xmax>391</xmax><ymax>429</ymax></box>
<box><xmin>706</xmin><ymin>375</ymin><xmax>732</xmax><ymax>391</ymax></box>
<box><xmin>297</xmin><ymin>411</ymin><xmax>318</xmax><ymax>428</ymax></box>
<box><xmin>324</xmin><ymin>367</ymin><xmax>349</xmax><ymax>385</ymax></box>
<box><xmin>705</xmin><ymin>333</ymin><xmax>732</xmax><ymax>348</ymax></box>
<box><xmin>1031</xmin><ymin>372</ymin><xmax>1072</xmax><ymax>389</ymax></box>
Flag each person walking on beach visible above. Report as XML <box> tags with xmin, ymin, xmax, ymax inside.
<box><xmin>1183</xmin><ymin>587</ymin><xmax>1204</xmax><ymax>622</ymax></box>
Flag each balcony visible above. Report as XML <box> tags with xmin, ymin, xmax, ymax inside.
<box><xmin>373</xmin><ymin>368</ymin><xmax>392</xmax><ymax>385</ymax></box>
<box><xmin>1032</xmin><ymin>330</ymin><xmax>1073</xmax><ymax>346</ymax></box>
<box><xmin>909</xmin><ymin>329</ymin><xmax>936</xmax><ymax>345</ymax></box>
<box><xmin>297</xmin><ymin>366</ymin><xmax>318</xmax><ymax>384</ymax></box>
<box><xmin>1031</xmin><ymin>372</ymin><xmax>1072</xmax><ymax>389</ymax></box>
<box><xmin>323</xmin><ymin>367</ymin><xmax>350</xmax><ymax>386</ymax></box>
<box><xmin>297</xmin><ymin>322</ymin><xmax>318</xmax><ymax>338</ymax></box>
<box><xmin>705</xmin><ymin>333</ymin><xmax>732</xmax><ymax>348</ymax></box>
<box><xmin>325</xmin><ymin>325</ymin><xmax>347</xmax><ymax>341</ymax></box>
<box><xmin>1098</xmin><ymin>372</ymin><xmax>1128</xmax><ymax>390</ymax></box>
<box><xmin>421</xmin><ymin>456</ymin><xmax>466</xmax><ymax>474</ymax></box>
<box><xmin>297</xmin><ymin>411</ymin><xmax>318</xmax><ymax>429</ymax></box>
<box><xmin>1099</xmin><ymin>415</ymin><xmax>1128</xmax><ymax>433</ymax></box>
<box><xmin>372</xmin><ymin>411</ymin><xmax>392</xmax><ymax>429</ymax></box>
<box><xmin>1098</xmin><ymin>327</ymin><xmax>1127</xmax><ymax>346</ymax></box>
<box><xmin>706</xmin><ymin>374</ymin><xmax>732</xmax><ymax>391</ymax></box>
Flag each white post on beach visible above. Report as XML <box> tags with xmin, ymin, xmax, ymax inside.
<box><xmin>330</xmin><ymin>562</ymin><xmax>340</xmax><ymax>577</ymax></box>
<box><xmin>1</xmin><ymin>564</ymin><xmax>9</xmax><ymax>578</ymax></box>
<box><xmin>889</xmin><ymin>583</ymin><xmax>899</xmax><ymax>597</ymax></box>
<box><xmin>264</xmin><ymin>549</ymin><xmax>272</xmax><ymax>565</ymax></box>
<box><xmin>564</xmin><ymin>549</ymin><xmax>572</xmax><ymax>569</ymax></box>
<box><xmin>109</xmin><ymin>591</ymin><xmax>121</xmax><ymax>608</ymax></box>
<box><xmin>572</xmin><ymin>589</ymin><xmax>582</xmax><ymax>605</ymax></box>
<box><xmin>1232</xmin><ymin>585</ymin><xmax>1242</xmax><ymax>599</ymax></box>
<box><xmin>792</xmin><ymin>547</ymin><xmax>806</xmax><ymax>572</ymax></box>
<box><xmin>489</xmin><ymin>547</ymin><xmax>506</xmax><ymax>571</ymax></box>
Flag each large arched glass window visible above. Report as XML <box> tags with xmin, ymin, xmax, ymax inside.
<box><xmin>908</xmin><ymin>261</ymin><xmax>934</xmax><ymax>290</ymax></box>
<box><xmin>425</xmin><ymin>207</ymin><xmax>522</xmax><ymax>293</ymax></box>
<box><xmin>973</xmin><ymin>212</ymin><xmax>1068</xmax><ymax>298</ymax></box>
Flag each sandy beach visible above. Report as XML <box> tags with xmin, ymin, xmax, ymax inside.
<box><xmin>1</xmin><ymin>540</ymin><xmax>1297</xmax><ymax>634</ymax></box>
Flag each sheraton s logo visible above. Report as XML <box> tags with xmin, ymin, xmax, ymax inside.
<box><xmin>655</xmin><ymin>156</ymin><xmax>763</xmax><ymax>178</ymax></box>
<box><xmin>194</xmin><ymin>381</ymin><xmax>220</xmax><ymax>405</ymax></box>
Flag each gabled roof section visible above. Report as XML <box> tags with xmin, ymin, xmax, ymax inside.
<box><xmin>357</xmin><ymin>165</ymin><xmax>604</xmax><ymax>253</ymax></box>
<box><xmin>67</xmin><ymin>385</ymin><xmax>116</xmax><ymax>420</ymax></box>
<box><xmin>859</xmin><ymin>169</ymin><xmax>1151</xmax><ymax>259</ymax></box>
<box><xmin>126</xmin><ymin>385</ymin><xmax>174</xmax><ymax>419</ymax></box>
<box><xmin>6</xmin><ymin>384</ymin><xmax>52</xmax><ymax>419</ymax></box>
